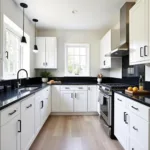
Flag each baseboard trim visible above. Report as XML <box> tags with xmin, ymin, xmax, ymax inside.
<box><xmin>51</xmin><ymin>112</ymin><xmax>99</xmax><ymax>116</ymax></box>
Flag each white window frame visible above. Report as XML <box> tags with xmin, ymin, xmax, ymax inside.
<box><xmin>65</xmin><ymin>43</ymin><xmax>90</xmax><ymax>77</ymax></box>
<box><xmin>2</xmin><ymin>15</ymin><xmax>30</xmax><ymax>80</ymax></box>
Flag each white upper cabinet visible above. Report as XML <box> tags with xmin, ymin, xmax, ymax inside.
<box><xmin>35</xmin><ymin>37</ymin><xmax>57</xmax><ymax>69</ymax></box>
<box><xmin>45</xmin><ymin>37</ymin><xmax>57</xmax><ymax>69</ymax></box>
<box><xmin>100</xmin><ymin>29</ymin><xmax>121</xmax><ymax>69</ymax></box>
<box><xmin>130</xmin><ymin>0</ymin><xmax>149</xmax><ymax>65</ymax></box>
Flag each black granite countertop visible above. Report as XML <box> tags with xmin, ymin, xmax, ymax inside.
<box><xmin>51</xmin><ymin>82</ymin><xmax>98</xmax><ymax>85</ymax></box>
<box><xmin>0</xmin><ymin>82</ymin><xmax>98</xmax><ymax>111</ymax></box>
<box><xmin>115</xmin><ymin>91</ymin><xmax>150</xmax><ymax>107</ymax></box>
<box><xmin>0</xmin><ymin>83</ymin><xmax>49</xmax><ymax>110</ymax></box>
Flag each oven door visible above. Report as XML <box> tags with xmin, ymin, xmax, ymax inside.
<box><xmin>100</xmin><ymin>91</ymin><xmax>112</xmax><ymax>126</ymax></box>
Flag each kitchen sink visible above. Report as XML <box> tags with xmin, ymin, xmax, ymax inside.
<box><xmin>18</xmin><ymin>87</ymin><xmax>39</xmax><ymax>92</ymax></box>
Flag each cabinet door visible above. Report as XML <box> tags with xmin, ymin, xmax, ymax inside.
<box><xmin>130</xmin><ymin>0</ymin><xmax>149</xmax><ymax>65</ymax></box>
<box><xmin>129</xmin><ymin>137</ymin><xmax>144</xmax><ymax>150</ymax></box>
<box><xmin>21</xmin><ymin>96</ymin><xmax>35</xmax><ymax>150</ymax></box>
<box><xmin>35</xmin><ymin>93</ymin><xmax>42</xmax><ymax>135</ymax></box>
<box><xmin>41</xmin><ymin>97</ymin><xmax>48</xmax><ymax>125</ymax></box>
<box><xmin>87</xmin><ymin>86</ymin><xmax>97</xmax><ymax>112</ymax></box>
<box><xmin>96</xmin><ymin>86</ymin><xmax>100</xmax><ymax>114</ymax></box>
<box><xmin>60</xmin><ymin>91</ymin><xmax>74</xmax><ymax>112</ymax></box>
<box><xmin>45</xmin><ymin>37</ymin><xmax>57</xmax><ymax>69</ymax></box>
<box><xmin>114</xmin><ymin>103</ymin><xmax>128</xmax><ymax>150</ymax></box>
<box><xmin>47</xmin><ymin>87</ymin><xmax>51</xmax><ymax>117</ymax></box>
<box><xmin>74</xmin><ymin>90</ymin><xmax>87</xmax><ymax>112</ymax></box>
<box><xmin>52</xmin><ymin>85</ymin><xmax>61</xmax><ymax>112</ymax></box>
<box><xmin>1</xmin><ymin>115</ymin><xmax>21</xmax><ymax>150</ymax></box>
<box><xmin>35</xmin><ymin>37</ymin><xmax>46</xmax><ymax>68</ymax></box>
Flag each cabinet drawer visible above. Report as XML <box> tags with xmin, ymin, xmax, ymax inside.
<box><xmin>130</xmin><ymin>112</ymin><xmax>149</xmax><ymax>150</ymax></box>
<box><xmin>42</xmin><ymin>86</ymin><xmax>50</xmax><ymax>99</ymax></box>
<box><xmin>73</xmin><ymin>86</ymin><xmax>87</xmax><ymax>91</ymax></box>
<box><xmin>1</xmin><ymin>102</ymin><xmax>20</xmax><ymax>126</ymax></box>
<box><xmin>115</xmin><ymin>93</ymin><xmax>126</xmax><ymax>107</ymax></box>
<box><xmin>61</xmin><ymin>86</ymin><xmax>74</xmax><ymax>91</ymax></box>
<box><xmin>21</xmin><ymin>95</ymin><xmax>34</xmax><ymax>112</ymax></box>
<box><xmin>128</xmin><ymin>100</ymin><xmax>150</xmax><ymax>121</ymax></box>
<box><xmin>61</xmin><ymin>86</ymin><xmax>87</xmax><ymax>91</ymax></box>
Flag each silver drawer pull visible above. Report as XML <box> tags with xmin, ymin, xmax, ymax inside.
<box><xmin>26</xmin><ymin>104</ymin><xmax>32</xmax><ymax>109</ymax></box>
<box><xmin>9</xmin><ymin>110</ymin><xmax>17</xmax><ymax>115</ymax></box>
<box><xmin>131</xmin><ymin>106</ymin><xmax>139</xmax><ymax>111</ymax></box>
<box><xmin>65</xmin><ymin>87</ymin><xmax>70</xmax><ymax>89</ymax></box>
<box><xmin>78</xmin><ymin>87</ymin><xmax>83</xmax><ymax>89</ymax></box>
<box><xmin>117</xmin><ymin>98</ymin><xmax>122</xmax><ymax>102</ymax></box>
<box><xmin>133</xmin><ymin>126</ymin><xmax>138</xmax><ymax>131</ymax></box>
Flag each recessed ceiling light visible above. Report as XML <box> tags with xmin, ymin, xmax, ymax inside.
<box><xmin>72</xmin><ymin>10</ymin><xmax>78</xmax><ymax>14</ymax></box>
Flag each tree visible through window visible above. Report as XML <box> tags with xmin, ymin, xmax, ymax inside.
<box><xmin>65</xmin><ymin>44</ymin><xmax>90</xmax><ymax>76</ymax></box>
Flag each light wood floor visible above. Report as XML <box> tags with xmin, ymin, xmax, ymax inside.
<box><xmin>30</xmin><ymin>116</ymin><xmax>123</xmax><ymax>150</ymax></box>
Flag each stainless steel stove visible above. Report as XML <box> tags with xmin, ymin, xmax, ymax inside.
<box><xmin>99</xmin><ymin>83</ymin><xmax>130</xmax><ymax>138</ymax></box>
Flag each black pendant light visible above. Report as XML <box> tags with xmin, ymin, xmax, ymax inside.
<box><xmin>20</xmin><ymin>3</ymin><xmax>28</xmax><ymax>44</ymax></box>
<box><xmin>33</xmin><ymin>19</ymin><xmax>38</xmax><ymax>53</ymax></box>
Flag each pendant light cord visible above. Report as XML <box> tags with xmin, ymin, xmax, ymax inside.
<box><xmin>35</xmin><ymin>22</ymin><xmax>36</xmax><ymax>44</ymax></box>
<box><xmin>23</xmin><ymin>8</ymin><xmax>25</xmax><ymax>36</ymax></box>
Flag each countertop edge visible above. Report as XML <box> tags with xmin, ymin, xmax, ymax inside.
<box><xmin>114</xmin><ymin>91</ymin><xmax>150</xmax><ymax>107</ymax></box>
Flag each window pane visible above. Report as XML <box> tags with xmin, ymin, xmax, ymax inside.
<box><xmin>80</xmin><ymin>56</ymin><xmax>86</xmax><ymax>66</ymax></box>
<box><xmin>68</xmin><ymin>56</ymin><xmax>74</xmax><ymax>73</ymax></box>
<box><xmin>74</xmin><ymin>47</ymin><xmax>79</xmax><ymax>55</ymax></box>
<box><xmin>68</xmin><ymin>47</ymin><xmax>74</xmax><ymax>55</ymax></box>
<box><xmin>80</xmin><ymin>47</ymin><xmax>86</xmax><ymax>55</ymax></box>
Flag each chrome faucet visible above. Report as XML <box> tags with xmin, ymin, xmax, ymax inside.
<box><xmin>17</xmin><ymin>69</ymin><xmax>29</xmax><ymax>88</ymax></box>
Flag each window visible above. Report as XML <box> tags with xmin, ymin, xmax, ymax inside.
<box><xmin>65</xmin><ymin>44</ymin><xmax>90</xmax><ymax>76</ymax></box>
<box><xmin>3</xmin><ymin>15</ymin><xmax>30</xmax><ymax>79</ymax></box>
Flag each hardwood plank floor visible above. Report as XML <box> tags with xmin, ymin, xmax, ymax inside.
<box><xmin>30</xmin><ymin>116</ymin><xmax>123</xmax><ymax>150</ymax></box>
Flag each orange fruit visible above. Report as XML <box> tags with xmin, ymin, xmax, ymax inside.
<box><xmin>128</xmin><ymin>87</ymin><xmax>133</xmax><ymax>91</ymax></box>
<box><xmin>133</xmin><ymin>87</ymin><xmax>138</xmax><ymax>92</ymax></box>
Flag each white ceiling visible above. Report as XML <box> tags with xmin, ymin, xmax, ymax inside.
<box><xmin>13</xmin><ymin>0</ymin><xmax>133</xmax><ymax>30</ymax></box>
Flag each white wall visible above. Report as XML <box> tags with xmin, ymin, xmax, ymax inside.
<box><xmin>37</xmin><ymin>29</ymin><xmax>107</xmax><ymax>77</ymax></box>
<box><xmin>0</xmin><ymin>0</ymin><xmax>35</xmax><ymax>77</ymax></box>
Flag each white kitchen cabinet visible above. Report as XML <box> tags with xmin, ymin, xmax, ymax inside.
<box><xmin>35</xmin><ymin>37</ymin><xmax>57</xmax><ymax>69</ymax></box>
<box><xmin>60</xmin><ymin>91</ymin><xmax>74</xmax><ymax>112</ymax></box>
<box><xmin>52</xmin><ymin>85</ymin><xmax>61</xmax><ymax>112</ymax></box>
<box><xmin>114</xmin><ymin>103</ymin><xmax>129</xmax><ymax>150</ymax></box>
<box><xmin>35</xmin><ymin>37</ymin><xmax>46</xmax><ymax>68</ymax></box>
<box><xmin>100</xmin><ymin>29</ymin><xmax>121</xmax><ymax>69</ymax></box>
<box><xmin>74</xmin><ymin>90</ymin><xmax>87</xmax><ymax>112</ymax></box>
<box><xmin>114</xmin><ymin>93</ymin><xmax>150</xmax><ymax>150</ymax></box>
<box><xmin>34</xmin><ymin>91</ymin><xmax>42</xmax><ymax>135</ymax></box>
<box><xmin>87</xmin><ymin>86</ymin><xmax>97</xmax><ymax>112</ymax></box>
<box><xmin>21</xmin><ymin>95</ymin><xmax>35</xmax><ymax>150</ymax></box>
<box><xmin>96</xmin><ymin>85</ymin><xmax>100</xmax><ymax>114</ymax></box>
<box><xmin>45</xmin><ymin>37</ymin><xmax>57</xmax><ymax>69</ymax></box>
<box><xmin>130</xmin><ymin>0</ymin><xmax>149</xmax><ymax>65</ymax></box>
<box><xmin>1</xmin><ymin>114</ymin><xmax>21</xmax><ymax>150</ymax></box>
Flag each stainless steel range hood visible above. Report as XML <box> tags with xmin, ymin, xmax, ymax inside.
<box><xmin>106</xmin><ymin>2</ymin><xmax>135</xmax><ymax>57</ymax></box>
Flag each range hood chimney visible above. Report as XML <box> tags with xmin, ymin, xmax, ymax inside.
<box><xmin>108</xmin><ymin>2</ymin><xmax>135</xmax><ymax>57</ymax></box>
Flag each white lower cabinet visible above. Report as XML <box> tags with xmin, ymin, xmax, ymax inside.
<box><xmin>52</xmin><ymin>85</ymin><xmax>97</xmax><ymax>113</ymax></box>
<box><xmin>1</xmin><ymin>113</ymin><xmax>21</xmax><ymax>150</ymax></box>
<box><xmin>114</xmin><ymin>93</ymin><xmax>150</xmax><ymax>150</ymax></box>
<box><xmin>61</xmin><ymin>91</ymin><xmax>74</xmax><ymax>112</ymax></box>
<box><xmin>87</xmin><ymin>86</ymin><xmax>97</xmax><ymax>112</ymax></box>
<box><xmin>0</xmin><ymin>86</ymin><xmax>51</xmax><ymax>150</ymax></box>
<box><xmin>74</xmin><ymin>90</ymin><xmax>87</xmax><ymax>112</ymax></box>
<box><xmin>52</xmin><ymin>85</ymin><xmax>61</xmax><ymax>112</ymax></box>
<box><xmin>21</xmin><ymin>95</ymin><xmax>35</xmax><ymax>150</ymax></box>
